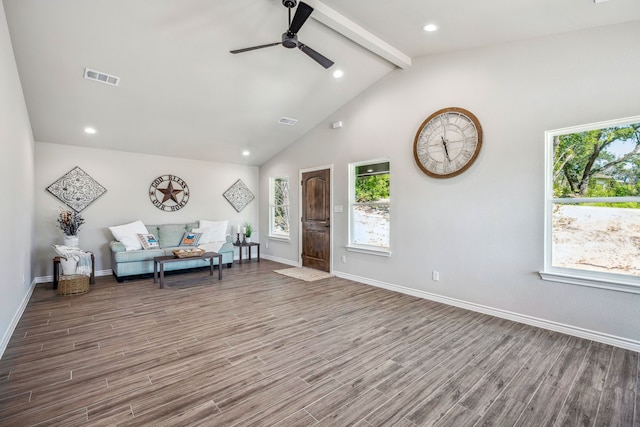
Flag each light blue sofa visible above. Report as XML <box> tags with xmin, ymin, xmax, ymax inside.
<box><xmin>110</xmin><ymin>222</ymin><xmax>234</xmax><ymax>282</ymax></box>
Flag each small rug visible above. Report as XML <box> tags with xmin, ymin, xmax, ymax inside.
<box><xmin>274</xmin><ymin>267</ymin><xmax>334</xmax><ymax>282</ymax></box>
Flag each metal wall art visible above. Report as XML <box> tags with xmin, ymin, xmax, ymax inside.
<box><xmin>149</xmin><ymin>174</ymin><xmax>190</xmax><ymax>211</ymax></box>
<box><xmin>46</xmin><ymin>166</ymin><xmax>107</xmax><ymax>212</ymax></box>
<box><xmin>223</xmin><ymin>179</ymin><xmax>254</xmax><ymax>212</ymax></box>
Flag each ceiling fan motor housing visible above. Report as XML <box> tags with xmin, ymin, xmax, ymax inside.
<box><xmin>282</xmin><ymin>32</ymin><xmax>298</xmax><ymax>48</ymax></box>
<box><xmin>282</xmin><ymin>0</ymin><xmax>297</xmax><ymax>8</ymax></box>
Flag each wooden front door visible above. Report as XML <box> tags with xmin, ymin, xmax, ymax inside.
<box><xmin>301</xmin><ymin>168</ymin><xmax>331</xmax><ymax>272</ymax></box>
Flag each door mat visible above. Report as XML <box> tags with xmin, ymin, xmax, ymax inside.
<box><xmin>274</xmin><ymin>267</ymin><xmax>334</xmax><ymax>282</ymax></box>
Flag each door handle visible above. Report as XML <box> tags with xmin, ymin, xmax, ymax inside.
<box><xmin>325</xmin><ymin>218</ymin><xmax>330</xmax><ymax>227</ymax></box>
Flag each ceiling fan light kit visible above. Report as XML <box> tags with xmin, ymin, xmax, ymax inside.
<box><xmin>230</xmin><ymin>0</ymin><xmax>334</xmax><ymax>69</ymax></box>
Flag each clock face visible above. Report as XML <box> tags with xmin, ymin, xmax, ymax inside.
<box><xmin>413</xmin><ymin>107</ymin><xmax>482</xmax><ymax>178</ymax></box>
<box><xmin>149</xmin><ymin>175</ymin><xmax>190</xmax><ymax>211</ymax></box>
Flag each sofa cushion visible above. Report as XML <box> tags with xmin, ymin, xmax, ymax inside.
<box><xmin>109</xmin><ymin>220</ymin><xmax>149</xmax><ymax>251</ymax></box>
<box><xmin>114</xmin><ymin>248</ymin><xmax>164</xmax><ymax>263</ymax></box>
<box><xmin>145</xmin><ymin>224</ymin><xmax>160</xmax><ymax>237</ymax></box>
<box><xmin>157</xmin><ymin>224</ymin><xmax>188</xmax><ymax>248</ymax></box>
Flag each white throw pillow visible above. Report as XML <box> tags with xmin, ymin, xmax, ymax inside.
<box><xmin>192</xmin><ymin>227</ymin><xmax>211</xmax><ymax>244</ymax></box>
<box><xmin>109</xmin><ymin>220</ymin><xmax>149</xmax><ymax>251</ymax></box>
<box><xmin>199</xmin><ymin>220</ymin><xmax>228</xmax><ymax>242</ymax></box>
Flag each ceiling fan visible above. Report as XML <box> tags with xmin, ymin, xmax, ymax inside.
<box><xmin>230</xmin><ymin>0</ymin><xmax>334</xmax><ymax>69</ymax></box>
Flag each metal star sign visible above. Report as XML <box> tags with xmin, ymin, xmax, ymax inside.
<box><xmin>158</xmin><ymin>181</ymin><xmax>183</xmax><ymax>204</ymax></box>
<box><xmin>149</xmin><ymin>175</ymin><xmax>190</xmax><ymax>211</ymax></box>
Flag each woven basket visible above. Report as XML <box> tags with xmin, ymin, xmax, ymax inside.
<box><xmin>57</xmin><ymin>274</ymin><xmax>90</xmax><ymax>296</ymax></box>
<box><xmin>172</xmin><ymin>248</ymin><xmax>205</xmax><ymax>258</ymax></box>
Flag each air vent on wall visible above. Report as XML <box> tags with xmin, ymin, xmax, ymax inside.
<box><xmin>84</xmin><ymin>68</ymin><xmax>120</xmax><ymax>86</ymax></box>
<box><xmin>278</xmin><ymin>117</ymin><xmax>298</xmax><ymax>126</ymax></box>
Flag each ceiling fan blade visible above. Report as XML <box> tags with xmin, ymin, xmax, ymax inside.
<box><xmin>298</xmin><ymin>42</ymin><xmax>334</xmax><ymax>69</ymax></box>
<box><xmin>288</xmin><ymin>2</ymin><xmax>313</xmax><ymax>35</ymax></box>
<box><xmin>230</xmin><ymin>42</ymin><xmax>282</xmax><ymax>54</ymax></box>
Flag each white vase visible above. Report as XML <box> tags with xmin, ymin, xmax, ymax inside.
<box><xmin>64</xmin><ymin>235</ymin><xmax>79</xmax><ymax>248</ymax></box>
<box><xmin>246</xmin><ymin>237</ymin><xmax>251</xmax><ymax>243</ymax></box>
<box><xmin>60</xmin><ymin>257</ymin><xmax>78</xmax><ymax>275</ymax></box>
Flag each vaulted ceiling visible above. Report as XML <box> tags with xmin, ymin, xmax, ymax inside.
<box><xmin>4</xmin><ymin>0</ymin><xmax>640</xmax><ymax>165</ymax></box>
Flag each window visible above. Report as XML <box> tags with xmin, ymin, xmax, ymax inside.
<box><xmin>269</xmin><ymin>176</ymin><xmax>290</xmax><ymax>239</ymax></box>
<box><xmin>542</xmin><ymin>116</ymin><xmax>640</xmax><ymax>291</ymax></box>
<box><xmin>348</xmin><ymin>160</ymin><xmax>390</xmax><ymax>254</ymax></box>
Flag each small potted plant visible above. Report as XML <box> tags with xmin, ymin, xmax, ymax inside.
<box><xmin>243</xmin><ymin>222</ymin><xmax>253</xmax><ymax>243</ymax></box>
<box><xmin>57</xmin><ymin>207</ymin><xmax>84</xmax><ymax>247</ymax></box>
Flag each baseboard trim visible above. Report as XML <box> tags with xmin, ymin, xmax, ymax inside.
<box><xmin>34</xmin><ymin>269</ymin><xmax>113</xmax><ymax>285</ymax></box>
<box><xmin>334</xmin><ymin>271</ymin><xmax>640</xmax><ymax>353</ymax></box>
<box><xmin>0</xmin><ymin>280</ymin><xmax>36</xmax><ymax>359</ymax></box>
<box><xmin>261</xmin><ymin>255</ymin><xmax>300</xmax><ymax>267</ymax></box>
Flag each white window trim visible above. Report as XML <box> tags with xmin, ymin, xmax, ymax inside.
<box><xmin>268</xmin><ymin>235</ymin><xmax>291</xmax><ymax>243</ymax></box>
<box><xmin>540</xmin><ymin>115</ymin><xmax>640</xmax><ymax>294</ymax></box>
<box><xmin>348</xmin><ymin>158</ymin><xmax>391</xmax><ymax>255</ymax></box>
<box><xmin>268</xmin><ymin>176</ymin><xmax>290</xmax><ymax>240</ymax></box>
<box><xmin>346</xmin><ymin>245</ymin><xmax>392</xmax><ymax>257</ymax></box>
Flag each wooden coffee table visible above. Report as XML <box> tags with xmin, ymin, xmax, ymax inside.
<box><xmin>153</xmin><ymin>252</ymin><xmax>222</xmax><ymax>288</ymax></box>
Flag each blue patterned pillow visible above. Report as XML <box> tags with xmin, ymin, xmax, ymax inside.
<box><xmin>179</xmin><ymin>231</ymin><xmax>202</xmax><ymax>247</ymax></box>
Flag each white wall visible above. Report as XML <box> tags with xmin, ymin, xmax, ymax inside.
<box><xmin>0</xmin><ymin>1</ymin><xmax>35</xmax><ymax>355</ymax></box>
<box><xmin>260</xmin><ymin>22</ymin><xmax>640</xmax><ymax>345</ymax></box>
<box><xmin>34</xmin><ymin>142</ymin><xmax>258</xmax><ymax>277</ymax></box>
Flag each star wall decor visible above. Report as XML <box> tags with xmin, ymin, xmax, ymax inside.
<box><xmin>223</xmin><ymin>179</ymin><xmax>254</xmax><ymax>212</ymax></box>
<box><xmin>149</xmin><ymin>175</ymin><xmax>190</xmax><ymax>211</ymax></box>
<box><xmin>46</xmin><ymin>166</ymin><xmax>107</xmax><ymax>212</ymax></box>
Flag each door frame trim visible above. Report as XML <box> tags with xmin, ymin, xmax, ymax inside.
<box><xmin>298</xmin><ymin>164</ymin><xmax>334</xmax><ymax>273</ymax></box>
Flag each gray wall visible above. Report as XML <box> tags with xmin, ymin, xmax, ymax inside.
<box><xmin>0</xmin><ymin>1</ymin><xmax>35</xmax><ymax>354</ymax></box>
<box><xmin>260</xmin><ymin>22</ymin><xmax>640</xmax><ymax>344</ymax></box>
<box><xmin>34</xmin><ymin>142</ymin><xmax>259</xmax><ymax>277</ymax></box>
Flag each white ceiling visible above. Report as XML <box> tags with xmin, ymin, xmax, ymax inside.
<box><xmin>4</xmin><ymin>0</ymin><xmax>640</xmax><ymax>166</ymax></box>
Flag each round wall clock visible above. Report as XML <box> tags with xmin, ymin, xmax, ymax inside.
<box><xmin>413</xmin><ymin>107</ymin><xmax>483</xmax><ymax>178</ymax></box>
<box><xmin>149</xmin><ymin>175</ymin><xmax>190</xmax><ymax>211</ymax></box>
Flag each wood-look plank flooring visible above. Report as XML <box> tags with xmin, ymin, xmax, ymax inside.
<box><xmin>0</xmin><ymin>259</ymin><xmax>638</xmax><ymax>426</ymax></box>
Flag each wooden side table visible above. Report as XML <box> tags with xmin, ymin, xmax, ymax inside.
<box><xmin>53</xmin><ymin>252</ymin><xmax>95</xmax><ymax>290</ymax></box>
<box><xmin>233</xmin><ymin>242</ymin><xmax>260</xmax><ymax>264</ymax></box>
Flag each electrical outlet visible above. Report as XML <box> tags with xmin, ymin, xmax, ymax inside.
<box><xmin>265</xmin><ymin>241</ymin><xmax>269</xmax><ymax>249</ymax></box>
<box><xmin>341</xmin><ymin>255</ymin><xmax>346</xmax><ymax>263</ymax></box>
<box><xmin>432</xmin><ymin>271</ymin><xmax>440</xmax><ymax>281</ymax></box>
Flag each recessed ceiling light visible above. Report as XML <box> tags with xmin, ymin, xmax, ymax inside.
<box><xmin>278</xmin><ymin>117</ymin><xmax>298</xmax><ymax>126</ymax></box>
<box><xmin>423</xmin><ymin>24</ymin><xmax>439</xmax><ymax>32</ymax></box>
<box><xmin>242</xmin><ymin>150</ymin><xmax>250</xmax><ymax>156</ymax></box>
<box><xmin>333</xmin><ymin>69</ymin><xmax>344</xmax><ymax>79</ymax></box>
<box><xmin>84</xmin><ymin>127</ymin><xmax>96</xmax><ymax>134</ymax></box>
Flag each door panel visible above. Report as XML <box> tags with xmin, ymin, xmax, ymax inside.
<box><xmin>301</xmin><ymin>169</ymin><xmax>330</xmax><ymax>272</ymax></box>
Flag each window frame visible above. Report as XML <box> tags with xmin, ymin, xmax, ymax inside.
<box><xmin>347</xmin><ymin>158</ymin><xmax>391</xmax><ymax>257</ymax></box>
<box><xmin>268</xmin><ymin>176</ymin><xmax>290</xmax><ymax>241</ymax></box>
<box><xmin>541</xmin><ymin>115</ymin><xmax>640</xmax><ymax>294</ymax></box>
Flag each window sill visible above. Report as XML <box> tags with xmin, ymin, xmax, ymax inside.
<box><xmin>346</xmin><ymin>246</ymin><xmax>391</xmax><ymax>257</ymax></box>
<box><xmin>539</xmin><ymin>270</ymin><xmax>640</xmax><ymax>295</ymax></box>
<box><xmin>268</xmin><ymin>235</ymin><xmax>290</xmax><ymax>243</ymax></box>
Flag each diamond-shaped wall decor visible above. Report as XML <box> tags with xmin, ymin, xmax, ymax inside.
<box><xmin>46</xmin><ymin>166</ymin><xmax>107</xmax><ymax>212</ymax></box>
<box><xmin>223</xmin><ymin>179</ymin><xmax>254</xmax><ymax>212</ymax></box>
